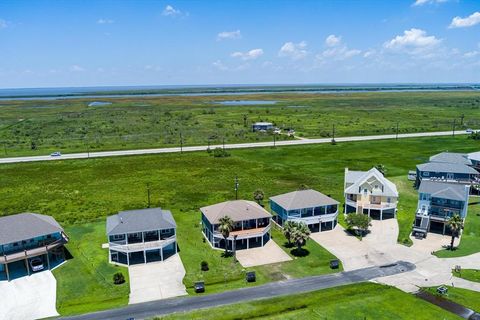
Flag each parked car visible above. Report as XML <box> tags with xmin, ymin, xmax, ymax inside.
<box><xmin>466</xmin><ymin>128</ymin><xmax>474</xmax><ymax>133</ymax></box>
<box><xmin>287</xmin><ymin>130</ymin><xmax>296</xmax><ymax>137</ymax></box>
<box><xmin>50</xmin><ymin>151</ymin><xmax>62</xmax><ymax>157</ymax></box>
<box><xmin>273</xmin><ymin>128</ymin><xmax>281</xmax><ymax>134</ymax></box>
<box><xmin>29</xmin><ymin>257</ymin><xmax>44</xmax><ymax>272</ymax></box>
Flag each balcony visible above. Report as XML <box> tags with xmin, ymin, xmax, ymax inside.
<box><xmin>0</xmin><ymin>236</ymin><xmax>67</xmax><ymax>264</ymax></box>
<box><xmin>109</xmin><ymin>235</ymin><xmax>176</xmax><ymax>253</ymax></box>
<box><xmin>214</xmin><ymin>224</ymin><xmax>271</xmax><ymax>241</ymax></box>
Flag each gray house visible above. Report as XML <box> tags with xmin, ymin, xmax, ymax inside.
<box><xmin>270</xmin><ymin>189</ymin><xmax>339</xmax><ymax>232</ymax></box>
<box><xmin>106</xmin><ymin>208</ymin><xmax>177</xmax><ymax>265</ymax></box>
<box><xmin>201</xmin><ymin>200</ymin><xmax>272</xmax><ymax>250</ymax></box>
<box><xmin>415</xmin><ymin>162</ymin><xmax>479</xmax><ymax>187</ymax></box>
<box><xmin>469</xmin><ymin>151</ymin><xmax>480</xmax><ymax>171</ymax></box>
<box><xmin>252</xmin><ymin>122</ymin><xmax>273</xmax><ymax>132</ymax></box>
<box><xmin>429</xmin><ymin>152</ymin><xmax>472</xmax><ymax>166</ymax></box>
<box><xmin>413</xmin><ymin>180</ymin><xmax>470</xmax><ymax>237</ymax></box>
<box><xmin>0</xmin><ymin>213</ymin><xmax>68</xmax><ymax>281</ymax></box>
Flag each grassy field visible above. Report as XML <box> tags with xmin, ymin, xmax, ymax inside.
<box><xmin>425</xmin><ymin>286</ymin><xmax>480</xmax><ymax>313</ymax></box>
<box><xmin>157</xmin><ymin>283</ymin><xmax>461</xmax><ymax>320</ymax></box>
<box><xmin>434</xmin><ymin>199</ymin><xmax>480</xmax><ymax>258</ymax></box>
<box><xmin>0</xmin><ymin>135</ymin><xmax>479</xmax><ymax>314</ymax></box>
<box><xmin>53</xmin><ymin>221</ymin><xmax>130</xmax><ymax>315</ymax></box>
<box><xmin>0</xmin><ymin>91</ymin><xmax>480</xmax><ymax>156</ymax></box>
<box><xmin>452</xmin><ymin>269</ymin><xmax>480</xmax><ymax>283</ymax></box>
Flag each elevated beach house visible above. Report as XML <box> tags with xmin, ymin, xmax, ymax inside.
<box><xmin>0</xmin><ymin>213</ymin><xmax>68</xmax><ymax>281</ymax></box>
<box><xmin>269</xmin><ymin>189</ymin><xmax>339</xmax><ymax>232</ymax></box>
<box><xmin>344</xmin><ymin>167</ymin><xmax>399</xmax><ymax>220</ymax></box>
<box><xmin>413</xmin><ymin>180</ymin><xmax>470</xmax><ymax>237</ymax></box>
<box><xmin>252</xmin><ymin>122</ymin><xmax>273</xmax><ymax>132</ymax></box>
<box><xmin>106</xmin><ymin>208</ymin><xmax>177</xmax><ymax>265</ymax></box>
<box><xmin>415</xmin><ymin>152</ymin><xmax>479</xmax><ymax>188</ymax></box>
<box><xmin>201</xmin><ymin>200</ymin><xmax>272</xmax><ymax>250</ymax></box>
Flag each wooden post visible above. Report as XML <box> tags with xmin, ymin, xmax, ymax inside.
<box><xmin>46</xmin><ymin>252</ymin><xmax>51</xmax><ymax>270</ymax></box>
<box><xmin>5</xmin><ymin>263</ymin><xmax>10</xmax><ymax>281</ymax></box>
<box><xmin>25</xmin><ymin>257</ymin><xmax>30</xmax><ymax>276</ymax></box>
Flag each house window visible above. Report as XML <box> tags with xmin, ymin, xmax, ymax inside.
<box><xmin>363</xmin><ymin>188</ymin><xmax>368</xmax><ymax>194</ymax></box>
<box><xmin>423</xmin><ymin>172</ymin><xmax>429</xmax><ymax>177</ymax></box>
<box><xmin>387</xmin><ymin>198</ymin><xmax>391</xmax><ymax>203</ymax></box>
<box><xmin>113</xmin><ymin>234</ymin><xmax>123</xmax><ymax>240</ymax></box>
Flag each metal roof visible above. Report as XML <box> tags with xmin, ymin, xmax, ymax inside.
<box><xmin>416</xmin><ymin>162</ymin><xmax>478</xmax><ymax>175</ymax></box>
<box><xmin>344</xmin><ymin>167</ymin><xmax>398</xmax><ymax>197</ymax></box>
<box><xmin>0</xmin><ymin>213</ymin><xmax>64</xmax><ymax>246</ymax></box>
<box><xmin>106</xmin><ymin>208</ymin><xmax>176</xmax><ymax>236</ymax></box>
<box><xmin>469</xmin><ymin>151</ymin><xmax>480</xmax><ymax>162</ymax></box>
<box><xmin>200</xmin><ymin>200</ymin><xmax>271</xmax><ymax>224</ymax></box>
<box><xmin>418</xmin><ymin>180</ymin><xmax>469</xmax><ymax>201</ymax></box>
<box><xmin>429</xmin><ymin>152</ymin><xmax>472</xmax><ymax>166</ymax></box>
<box><xmin>252</xmin><ymin>122</ymin><xmax>273</xmax><ymax>126</ymax></box>
<box><xmin>270</xmin><ymin>189</ymin><xmax>339</xmax><ymax>210</ymax></box>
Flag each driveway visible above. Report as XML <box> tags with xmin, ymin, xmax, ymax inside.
<box><xmin>235</xmin><ymin>240</ymin><xmax>292</xmax><ymax>268</ymax></box>
<box><xmin>311</xmin><ymin>219</ymin><xmax>480</xmax><ymax>294</ymax></box>
<box><xmin>0</xmin><ymin>271</ymin><xmax>58</xmax><ymax>320</ymax></box>
<box><xmin>128</xmin><ymin>254</ymin><xmax>187</xmax><ymax>304</ymax></box>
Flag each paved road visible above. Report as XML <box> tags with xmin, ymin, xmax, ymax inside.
<box><xmin>0</xmin><ymin>130</ymin><xmax>471</xmax><ymax>164</ymax></box>
<box><xmin>62</xmin><ymin>261</ymin><xmax>415</xmax><ymax>320</ymax></box>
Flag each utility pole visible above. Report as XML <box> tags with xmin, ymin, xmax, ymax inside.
<box><xmin>273</xmin><ymin>132</ymin><xmax>276</xmax><ymax>147</ymax></box>
<box><xmin>180</xmin><ymin>133</ymin><xmax>183</xmax><ymax>154</ymax></box>
<box><xmin>460</xmin><ymin>114</ymin><xmax>465</xmax><ymax>126</ymax></box>
<box><xmin>234</xmin><ymin>176</ymin><xmax>239</xmax><ymax>200</ymax></box>
<box><xmin>332</xmin><ymin>124</ymin><xmax>336</xmax><ymax>142</ymax></box>
<box><xmin>452</xmin><ymin>119</ymin><xmax>456</xmax><ymax>137</ymax></box>
<box><xmin>147</xmin><ymin>183</ymin><xmax>151</xmax><ymax>208</ymax></box>
<box><xmin>396</xmin><ymin>122</ymin><xmax>399</xmax><ymax>140</ymax></box>
<box><xmin>223</xmin><ymin>137</ymin><xmax>225</xmax><ymax>150</ymax></box>
<box><xmin>243</xmin><ymin>114</ymin><xmax>247</xmax><ymax>127</ymax></box>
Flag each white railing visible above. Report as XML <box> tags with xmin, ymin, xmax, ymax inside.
<box><xmin>109</xmin><ymin>235</ymin><xmax>176</xmax><ymax>253</ymax></box>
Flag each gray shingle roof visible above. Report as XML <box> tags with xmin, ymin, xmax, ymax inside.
<box><xmin>270</xmin><ymin>189</ymin><xmax>339</xmax><ymax>210</ymax></box>
<box><xmin>429</xmin><ymin>152</ymin><xmax>472</xmax><ymax>166</ymax></box>
<box><xmin>469</xmin><ymin>151</ymin><xmax>480</xmax><ymax>162</ymax></box>
<box><xmin>419</xmin><ymin>180</ymin><xmax>469</xmax><ymax>201</ymax></box>
<box><xmin>200</xmin><ymin>200</ymin><xmax>271</xmax><ymax>224</ymax></box>
<box><xmin>0</xmin><ymin>213</ymin><xmax>64</xmax><ymax>246</ymax></box>
<box><xmin>417</xmin><ymin>162</ymin><xmax>478</xmax><ymax>175</ymax></box>
<box><xmin>106</xmin><ymin>208</ymin><xmax>176</xmax><ymax>236</ymax></box>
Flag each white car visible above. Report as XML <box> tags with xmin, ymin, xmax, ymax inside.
<box><xmin>273</xmin><ymin>128</ymin><xmax>281</xmax><ymax>134</ymax></box>
<box><xmin>466</xmin><ymin>128</ymin><xmax>474</xmax><ymax>133</ymax></box>
<box><xmin>29</xmin><ymin>257</ymin><xmax>44</xmax><ymax>272</ymax></box>
<box><xmin>50</xmin><ymin>151</ymin><xmax>62</xmax><ymax>157</ymax></box>
<box><xmin>287</xmin><ymin>130</ymin><xmax>296</xmax><ymax>137</ymax></box>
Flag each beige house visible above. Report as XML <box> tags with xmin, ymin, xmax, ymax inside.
<box><xmin>344</xmin><ymin>167</ymin><xmax>399</xmax><ymax>220</ymax></box>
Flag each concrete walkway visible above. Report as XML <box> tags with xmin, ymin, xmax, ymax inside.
<box><xmin>311</xmin><ymin>219</ymin><xmax>480</xmax><ymax>293</ymax></box>
<box><xmin>0</xmin><ymin>130</ymin><xmax>472</xmax><ymax>164</ymax></box>
<box><xmin>0</xmin><ymin>271</ymin><xmax>58</xmax><ymax>320</ymax></box>
<box><xmin>128</xmin><ymin>254</ymin><xmax>187</xmax><ymax>304</ymax></box>
<box><xmin>236</xmin><ymin>240</ymin><xmax>292</xmax><ymax>267</ymax></box>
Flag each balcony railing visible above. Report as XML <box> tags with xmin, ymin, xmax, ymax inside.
<box><xmin>109</xmin><ymin>235</ymin><xmax>176</xmax><ymax>253</ymax></box>
<box><xmin>0</xmin><ymin>236</ymin><xmax>67</xmax><ymax>264</ymax></box>
<box><xmin>214</xmin><ymin>224</ymin><xmax>271</xmax><ymax>240</ymax></box>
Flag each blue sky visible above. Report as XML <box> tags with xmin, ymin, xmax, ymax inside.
<box><xmin>1</xmin><ymin>0</ymin><xmax>479</xmax><ymax>88</ymax></box>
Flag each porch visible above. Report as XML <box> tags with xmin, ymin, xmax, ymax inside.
<box><xmin>109</xmin><ymin>239</ymin><xmax>177</xmax><ymax>266</ymax></box>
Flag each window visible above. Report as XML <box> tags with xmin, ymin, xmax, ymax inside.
<box><xmin>387</xmin><ymin>198</ymin><xmax>391</xmax><ymax>203</ymax></box>
<box><xmin>113</xmin><ymin>234</ymin><xmax>124</xmax><ymax>240</ymax></box>
<box><xmin>423</xmin><ymin>172</ymin><xmax>430</xmax><ymax>177</ymax></box>
<box><xmin>363</xmin><ymin>188</ymin><xmax>368</xmax><ymax>194</ymax></box>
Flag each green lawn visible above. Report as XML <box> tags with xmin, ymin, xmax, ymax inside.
<box><xmin>425</xmin><ymin>286</ymin><xmax>480</xmax><ymax>313</ymax></box>
<box><xmin>1</xmin><ymin>91</ymin><xmax>480</xmax><ymax>157</ymax></box>
<box><xmin>1</xmin><ymin>136</ymin><xmax>479</xmax><ymax>314</ymax></box>
<box><xmin>434</xmin><ymin>199</ymin><xmax>480</xmax><ymax>258</ymax></box>
<box><xmin>452</xmin><ymin>269</ymin><xmax>480</xmax><ymax>283</ymax></box>
<box><xmin>52</xmin><ymin>221</ymin><xmax>130</xmax><ymax>315</ymax></box>
<box><xmin>157</xmin><ymin>283</ymin><xmax>461</xmax><ymax>320</ymax></box>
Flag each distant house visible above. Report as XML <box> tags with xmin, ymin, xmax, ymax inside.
<box><xmin>0</xmin><ymin>213</ymin><xmax>68</xmax><ymax>281</ymax></box>
<box><xmin>413</xmin><ymin>180</ymin><xmax>470</xmax><ymax>237</ymax></box>
<box><xmin>344</xmin><ymin>167</ymin><xmax>399</xmax><ymax>220</ymax></box>
<box><xmin>415</xmin><ymin>162</ymin><xmax>479</xmax><ymax>187</ymax></box>
<box><xmin>252</xmin><ymin>122</ymin><xmax>273</xmax><ymax>132</ymax></box>
<box><xmin>407</xmin><ymin>170</ymin><xmax>417</xmax><ymax>181</ymax></box>
<box><xmin>429</xmin><ymin>152</ymin><xmax>472</xmax><ymax>166</ymax></box>
<box><xmin>269</xmin><ymin>189</ymin><xmax>339</xmax><ymax>232</ymax></box>
<box><xmin>106</xmin><ymin>208</ymin><xmax>177</xmax><ymax>265</ymax></box>
<box><xmin>201</xmin><ymin>200</ymin><xmax>272</xmax><ymax>250</ymax></box>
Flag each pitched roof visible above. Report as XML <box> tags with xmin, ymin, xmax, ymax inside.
<box><xmin>106</xmin><ymin>208</ymin><xmax>176</xmax><ymax>235</ymax></box>
<box><xmin>419</xmin><ymin>180</ymin><xmax>469</xmax><ymax>201</ymax></box>
<box><xmin>429</xmin><ymin>152</ymin><xmax>472</xmax><ymax>166</ymax></box>
<box><xmin>469</xmin><ymin>151</ymin><xmax>480</xmax><ymax>162</ymax></box>
<box><xmin>416</xmin><ymin>162</ymin><xmax>478</xmax><ymax>175</ymax></box>
<box><xmin>270</xmin><ymin>189</ymin><xmax>339</xmax><ymax>210</ymax></box>
<box><xmin>344</xmin><ymin>167</ymin><xmax>398</xmax><ymax>197</ymax></box>
<box><xmin>0</xmin><ymin>213</ymin><xmax>64</xmax><ymax>246</ymax></box>
<box><xmin>200</xmin><ymin>200</ymin><xmax>271</xmax><ymax>224</ymax></box>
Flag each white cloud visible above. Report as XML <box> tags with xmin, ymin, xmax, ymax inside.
<box><xmin>325</xmin><ymin>35</ymin><xmax>341</xmax><ymax>47</ymax></box>
<box><xmin>217</xmin><ymin>30</ymin><xmax>241</xmax><ymax>41</ymax></box>
<box><xmin>212</xmin><ymin>60</ymin><xmax>228</xmax><ymax>71</ymax></box>
<box><xmin>449</xmin><ymin>12</ymin><xmax>480</xmax><ymax>29</ymax></box>
<box><xmin>463</xmin><ymin>51</ymin><xmax>479</xmax><ymax>58</ymax></box>
<box><xmin>363</xmin><ymin>49</ymin><xmax>376</xmax><ymax>58</ymax></box>
<box><xmin>97</xmin><ymin>18</ymin><xmax>114</xmax><ymax>24</ymax></box>
<box><xmin>70</xmin><ymin>65</ymin><xmax>85</xmax><ymax>72</ymax></box>
<box><xmin>231</xmin><ymin>48</ymin><xmax>264</xmax><ymax>60</ymax></box>
<box><xmin>278</xmin><ymin>41</ymin><xmax>308</xmax><ymax>60</ymax></box>
<box><xmin>0</xmin><ymin>19</ymin><xmax>7</xmax><ymax>29</ymax></box>
<box><xmin>162</xmin><ymin>5</ymin><xmax>182</xmax><ymax>17</ymax></box>
<box><xmin>412</xmin><ymin>0</ymin><xmax>448</xmax><ymax>6</ymax></box>
<box><xmin>384</xmin><ymin>28</ymin><xmax>441</xmax><ymax>56</ymax></box>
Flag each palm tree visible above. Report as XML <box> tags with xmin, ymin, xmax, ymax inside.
<box><xmin>447</xmin><ymin>214</ymin><xmax>463</xmax><ymax>250</ymax></box>
<box><xmin>375</xmin><ymin>164</ymin><xmax>387</xmax><ymax>176</ymax></box>
<box><xmin>218</xmin><ymin>215</ymin><xmax>234</xmax><ymax>255</ymax></box>
<box><xmin>283</xmin><ymin>220</ymin><xmax>296</xmax><ymax>246</ymax></box>
<box><xmin>253</xmin><ymin>189</ymin><xmax>265</xmax><ymax>206</ymax></box>
<box><xmin>291</xmin><ymin>222</ymin><xmax>311</xmax><ymax>252</ymax></box>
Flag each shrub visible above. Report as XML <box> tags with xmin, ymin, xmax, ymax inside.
<box><xmin>201</xmin><ymin>261</ymin><xmax>209</xmax><ymax>271</ymax></box>
<box><xmin>213</xmin><ymin>147</ymin><xmax>230</xmax><ymax>158</ymax></box>
<box><xmin>113</xmin><ymin>272</ymin><xmax>125</xmax><ymax>285</ymax></box>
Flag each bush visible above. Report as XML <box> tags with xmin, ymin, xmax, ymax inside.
<box><xmin>113</xmin><ymin>272</ymin><xmax>125</xmax><ymax>285</ymax></box>
<box><xmin>201</xmin><ymin>261</ymin><xmax>209</xmax><ymax>271</ymax></box>
<box><xmin>213</xmin><ymin>147</ymin><xmax>230</xmax><ymax>158</ymax></box>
